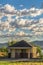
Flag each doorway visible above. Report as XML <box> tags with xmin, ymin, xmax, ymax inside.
<box><xmin>8</xmin><ymin>53</ymin><xmax>11</xmax><ymax>58</ymax></box>
<box><xmin>30</xmin><ymin>53</ymin><xmax>33</xmax><ymax>58</ymax></box>
<box><xmin>20</xmin><ymin>49</ymin><xmax>28</xmax><ymax>58</ymax></box>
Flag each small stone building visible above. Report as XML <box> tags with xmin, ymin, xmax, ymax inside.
<box><xmin>8</xmin><ymin>40</ymin><xmax>38</xmax><ymax>59</ymax></box>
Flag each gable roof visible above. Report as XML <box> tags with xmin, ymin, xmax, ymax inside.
<box><xmin>9</xmin><ymin>40</ymin><xmax>32</xmax><ymax>48</ymax></box>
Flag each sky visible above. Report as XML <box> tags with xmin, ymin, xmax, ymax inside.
<box><xmin>0</xmin><ymin>0</ymin><xmax>43</xmax><ymax>43</ymax></box>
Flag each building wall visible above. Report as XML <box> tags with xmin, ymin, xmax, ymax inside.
<box><xmin>11</xmin><ymin>49</ymin><xmax>15</xmax><ymax>58</ymax></box>
<box><xmin>26</xmin><ymin>49</ymin><xmax>31</xmax><ymax>58</ymax></box>
<box><xmin>10</xmin><ymin>48</ymin><xmax>31</xmax><ymax>58</ymax></box>
<box><xmin>26</xmin><ymin>47</ymin><xmax>37</xmax><ymax>58</ymax></box>
<box><xmin>31</xmin><ymin>46</ymin><xmax>37</xmax><ymax>58</ymax></box>
<box><xmin>9</xmin><ymin>47</ymin><xmax>37</xmax><ymax>58</ymax></box>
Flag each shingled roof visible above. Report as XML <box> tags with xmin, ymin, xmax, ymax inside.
<box><xmin>9</xmin><ymin>40</ymin><xmax>32</xmax><ymax>48</ymax></box>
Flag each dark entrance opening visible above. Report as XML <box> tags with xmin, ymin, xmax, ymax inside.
<box><xmin>8</xmin><ymin>53</ymin><xmax>11</xmax><ymax>58</ymax></box>
<box><xmin>20</xmin><ymin>53</ymin><xmax>28</xmax><ymax>58</ymax></box>
<box><xmin>15</xmin><ymin>53</ymin><xmax>20</xmax><ymax>58</ymax></box>
<box><xmin>20</xmin><ymin>49</ymin><xmax>28</xmax><ymax>58</ymax></box>
<box><xmin>15</xmin><ymin>49</ymin><xmax>28</xmax><ymax>59</ymax></box>
<box><xmin>30</xmin><ymin>53</ymin><xmax>33</xmax><ymax>58</ymax></box>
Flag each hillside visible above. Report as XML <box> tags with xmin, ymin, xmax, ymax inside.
<box><xmin>31</xmin><ymin>41</ymin><xmax>43</xmax><ymax>49</ymax></box>
<box><xmin>0</xmin><ymin>43</ymin><xmax>8</xmax><ymax>48</ymax></box>
<box><xmin>0</xmin><ymin>41</ymin><xmax>43</xmax><ymax>48</ymax></box>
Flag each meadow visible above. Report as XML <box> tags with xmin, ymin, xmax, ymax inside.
<box><xmin>0</xmin><ymin>61</ymin><xmax>43</xmax><ymax>65</ymax></box>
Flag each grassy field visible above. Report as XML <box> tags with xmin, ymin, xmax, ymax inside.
<box><xmin>0</xmin><ymin>61</ymin><xmax>43</xmax><ymax>65</ymax></box>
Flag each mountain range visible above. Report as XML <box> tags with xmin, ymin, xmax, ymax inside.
<box><xmin>0</xmin><ymin>43</ymin><xmax>8</xmax><ymax>48</ymax></box>
<box><xmin>0</xmin><ymin>41</ymin><xmax>43</xmax><ymax>49</ymax></box>
<box><xmin>31</xmin><ymin>41</ymin><xmax>43</xmax><ymax>49</ymax></box>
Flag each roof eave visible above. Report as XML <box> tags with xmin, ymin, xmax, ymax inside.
<box><xmin>8</xmin><ymin>47</ymin><xmax>32</xmax><ymax>49</ymax></box>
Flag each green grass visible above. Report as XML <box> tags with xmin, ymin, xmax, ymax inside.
<box><xmin>0</xmin><ymin>61</ymin><xmax>9</xmax><ymax>65</ymax></box>
<box><xmin>0</xmin><ymin>61</ymin><xmax>43</xmax><ymax>65</ymax></box>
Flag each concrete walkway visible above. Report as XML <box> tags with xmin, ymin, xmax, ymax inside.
<box><xmin>0</xmin><ymin>58</ymin><xmax>43</xmax><ymax>62</ymax></box>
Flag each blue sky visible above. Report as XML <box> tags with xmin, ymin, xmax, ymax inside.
<box><xmin>0</xmin><ymin>0</ymin><xmax>43</xmax><ymax>43</ymax></box>
<box><xmin>0</xmin><ymin>0</ymin><xmax>43</xmax><ymax>9</ymax></box>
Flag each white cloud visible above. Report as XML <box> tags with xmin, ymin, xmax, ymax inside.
<box><xmin>16</xmin><ymin>31</ymin><xmax>25</xmax><ymax>36</ymax></box>
<box><xmin>34</xmin><ymin>32</ymin><xmax>43</xmax><ymax>35</ymax></box>
<box><xmin>39</xmin><ymin>18</ymin><xmax>43</xmax><ymax>24</ymax></box>
<box><xmin>9</xmin><ymin>27</ymin><xmax>16</xmax><ymax>32</ymax></box>
<box><xmin>20</xmin><ymin>7</ymin><xmax>43</xmax><ymax>17</ymax></box>
<box><xmin>20</xmin><ymin>4</ymin><xmax>24</xmax><ymax>7</ymax></box>
<box><xmin>4</xmin><ymin>4</ymin><xmax>15</xmax><ymax>12</ymax></box>
<box><xmin>29</xmin><ymin>8</ymin><xmax>43</xmax><ymax>17</ymax></box>
<box><xmin>0</xmin><ymin>4</ymin><xmax>43</xmax><ymax>17</ymax></box>
<box><xmin>0</xmin><ymin>4</ymin><xmax>43</xmax><ymax>39</ymax></box>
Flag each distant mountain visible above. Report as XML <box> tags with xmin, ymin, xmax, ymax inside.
<box><xmin>0</xmin><ymin>41</ymin><xmax>43</xmax><ymax>49</ymax></box>
<box><xmin>31</xmin><ymin>41</ymin><xmax>43</xmax><ymax>49</ymax></box>
<box><xmin>0</xmin><ymin>43</ymin><xmax>8</xmax><ymax>48</ymax></box>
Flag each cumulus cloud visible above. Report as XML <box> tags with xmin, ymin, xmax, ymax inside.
<box><xmin>4</xmin><ymin>4</ymin><xmax>15</xmax><ymax>12</ymax></box>
<box><xmin>16</xmin><ymin>31</ymin><xmax>25</xmax><ymax>36</ymax></box>
<box><xmin>29</xmin><ymin>8</ymin><xmax>43</xmax><ymax>17</ymax></box>
<box><xmin>0</xmin><ymin>4</ymin><xmax>43</xmax><ymax>17</ymax></box>
<box><xmin>0</xmin><ymin>4</ymin><xmax>43</xmax><ymax>40</ymax></box>
<box><xmin>35</xmin><ymin>32</ymin><xmax>43</xmax><ymax>35</ymax></box>
<box><xmin>20</xmin><ymin>8</ymin><xmax>43</xmax><ymax>17</ymax></box>
<box><xmin>15</xmin><ymin>31</ymin><xmax>33</xmax><ymax>37</ymax></box>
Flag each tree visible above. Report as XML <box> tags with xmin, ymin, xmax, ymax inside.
<box><xmin>8</xmin><ymin>40</ymin><xmax>17</xmax><ymax>46</ymax></box>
